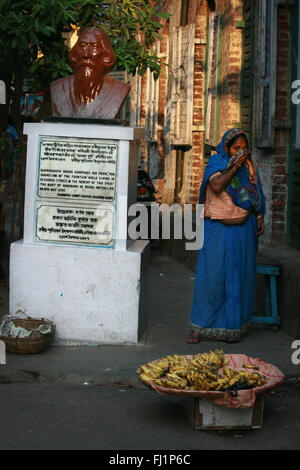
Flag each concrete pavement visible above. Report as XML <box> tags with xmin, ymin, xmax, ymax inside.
<box><xmin>0</xmin><ymin>247</ymin><xmax>299</xmax><ymax>385</ymax></box>
<box><xmin>0</xmin><ymin>381</ymin><xmax>299</xmax><ymax>450</ymax></box>
<box><xmin>0</xmin><ymin>247</ymin><xmax>300</xmax><ymax>450</ymax></box>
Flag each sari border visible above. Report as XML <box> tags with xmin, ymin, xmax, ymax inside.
<box><xmin>190</xmin><ymin>322</ymin><xmax>249</xmax><ymax>343</ymax></box>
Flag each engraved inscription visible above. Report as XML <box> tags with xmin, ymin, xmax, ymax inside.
<box><xmin>38</xmin><ymin>138</ymin><xmax>118</xmax><ymax>201</ymax></box>
<box><xmin>36</xmin><ymin>205</ymin><xmax>114</xmax><ymax>245</ymax></box>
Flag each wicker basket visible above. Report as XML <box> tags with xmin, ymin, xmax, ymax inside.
<box><xmin>0</xmin><ymin>317</ymin><xmax>56</xmax><ymax>354</ymax></box>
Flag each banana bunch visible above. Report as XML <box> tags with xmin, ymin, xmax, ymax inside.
<box><xmin>138</xmin><ymin>349</ymin><xmax>267</xmax><ymax>392</ymax></box>
<box><xmin>167</xmin><ymin>354</ymin><xmax>191</xmax><ymax>373</ymax></box>
<box><xmin>190</xmin><ymin>349</ymin><xmax>227</xmax><ymax>369</ymax></box>
<box><xmin>186</xmin><ymin>369</ymin><xmax>209</xmax><ymax>391</ymax></box>
<box><xmin>139</xmin><ymin>361</ymin><xmax>168</xmax><ymax>384</ymax></box>
<box><xmin>239</xmin><ymin>371</ymin><xmax>266</xmax><ymax>387</ymax></box>
<box><xmin>155</xmin><ymin>373</ymin><xmax>188</xmax><ymax>390</ymax></box>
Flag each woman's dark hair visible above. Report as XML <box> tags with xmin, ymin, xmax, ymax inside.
<box><xmin>226</xmin><ymin>133</ymin><xmax>249</xmax><ymax>150</ymax></box>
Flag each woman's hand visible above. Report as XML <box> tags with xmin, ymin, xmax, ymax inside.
<box><xmin>256</xmin><ymin>215</ymin><xmax>265</xmax><ymax>236</ymax></box>
<box><xmin>232</xmin><ymin>151</ymin><xmax>249</xmax><ymax>172</ymax></box>
<box><xmin>209</xmin><ymin>149</ymin><xmax>249</xmax><ymax>194</ymax></box>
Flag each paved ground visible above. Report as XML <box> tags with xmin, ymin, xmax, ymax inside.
<box><xmin>0</xmin><ymin>382</ymin><xmax>299</xmax><ymax>450</ymax></box>
<box><xmin>0</xmin><ymin>246</ymin><xmax>300</xmax><ymax>450</ymax></box>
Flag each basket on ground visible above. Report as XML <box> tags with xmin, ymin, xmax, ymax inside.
<box><xmin>0</xmin><ymin>317</ymin><xmax>56</xmax><ymax>354</ymax></box>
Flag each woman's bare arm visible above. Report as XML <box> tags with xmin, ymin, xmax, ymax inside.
<box><xmin>209</xmin><ymin>154</ymin><xmax>248</xmax><ymax>194</ymax></box>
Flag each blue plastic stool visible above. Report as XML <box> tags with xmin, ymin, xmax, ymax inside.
<box><xmin>251</xmin><ymin>263</ymin><xmax>280</xmax><ymax>330</ymax></box>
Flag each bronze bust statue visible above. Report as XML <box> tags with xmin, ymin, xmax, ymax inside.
<box><xmin>50</xmin><ymin>28</ymin><xmax>131</xmax><ymax>119</ymax></box>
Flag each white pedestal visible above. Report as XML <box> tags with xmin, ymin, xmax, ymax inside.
<box><xmin>9</xmin><ymin>122</ymin><xmax>148</xmax><ymax>344</ymax></box>
<box><xmin>10</xmin><ymin>239</ymin><xmax>149</xmax><ymax>344</ymax></box>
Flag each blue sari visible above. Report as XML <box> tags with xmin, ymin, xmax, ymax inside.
<box><xmin>190</xmin><ymin>129</ymin><xmax>266</xmax><ymax>342</ymax></box>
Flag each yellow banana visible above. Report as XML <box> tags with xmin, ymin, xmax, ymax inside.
<box><xmin>140</xmin><ymin>373</ymin><xmax>154</xmax><ymax>383</ymax></box>
<box><xmin>206</xmin><ymin>370</ymin><xmax>218</xmax><ymax>381</ymax></box>
<box><xmin>153</xmin><ymin>378</ymin><xmax>168</xmax><ymax>387</ymax></box>
<box><xmin>207</xmin><ymin>381</ymin><xmax>218</xmax><ymax>390</ymax></box>
<box><xmin>166</xmin><ymin>380</ymin><xmax>182</xmax><ymax>388</ymax></box>
<box><xmin>166</xmin><ymin>373</ymin><xmax>181</xmax><ymax>381</ymax></box>
<box><xmin>173</xmin><ymin>369</ymin><xmax>188</xmax><ymax>378</ymax></box>
<box><xmin>189</xmin><ymin>359</ymin><xmax>201</xmax><ymax>368</ymax></box>
<box><xmin>146</xmin><ymin>363</ymin><xmax>165</xmax><ymax>375</ymax></box>
<box><xmin>243</xmin><ymin>363</ymin><xmax>259</xmax><ymax>370</ymax></box>
<box><xmin>140</xmin><ymin>366</ymin><xmax>161</xmax><ymax>378</ymax></box>
<box><xmin>155</xmin><ymin>359</ymin><xmax>169</xmax><ymax>369</ymax></box>
<box><xmin>178</xmin><ymin>379</ymin><xmax>188</xmax><ymax>389</ymax></box>
<box><xmin>198</xmin><ymin>380</ymin><xmax>208</xmax><ymax>391</ymax></box>
<box><xmin>228</xmin><ymin>377</ymin><xmax>239</xmax><ymax>387</ymax></box>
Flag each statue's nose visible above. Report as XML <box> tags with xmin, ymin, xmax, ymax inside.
<box><xmin>83</xmin><ymin>47</ymin><xmax>90</xmax><ymax>57</ymax></box>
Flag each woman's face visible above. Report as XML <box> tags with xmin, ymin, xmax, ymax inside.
<box><xmin>226</xmin><ymin>136</ymin><xmax>248</xmax><ymax>157</ymax></box>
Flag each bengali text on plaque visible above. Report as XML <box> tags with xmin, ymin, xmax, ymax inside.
<box><xmin>36</xmin><ymin>204</ymin><xmax>114</xmax><ymax>245</ymax></box>
<box><xmin>38</xmin><ymin>137</ymin><xmax>118</xmax><ymax>201</ymax></box>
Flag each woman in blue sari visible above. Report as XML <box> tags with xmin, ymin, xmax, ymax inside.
<box><xmin>186</xmin><ymin>129</ymin><xmax>266</xmax><ymax>343</ymax></box>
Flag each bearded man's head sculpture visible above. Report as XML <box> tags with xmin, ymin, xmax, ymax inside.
<box><xmin>50</xmin><ymin>28</ymin><xmax>130</xmax><ymax>119</ymax></box>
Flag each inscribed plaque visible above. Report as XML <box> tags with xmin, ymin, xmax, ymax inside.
<box><xmin>38</xmin><ymin>137</ymin><xmax>118</xmax><ymax>202</ymax></box>
<box><xmin>36</xmin><ymin>204</ymin><xmax>114</xmax><ymax>246</ymax></box>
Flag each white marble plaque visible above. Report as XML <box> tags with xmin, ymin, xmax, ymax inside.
<box><xmin>38</xmin><ymin>137</ymin><xmax>118</xmax><ymax>202</ymax></box>
<box><xmin>36</xmin><ymin>204</ymin><xmax>114</xmax><ymax>246</ymax></box>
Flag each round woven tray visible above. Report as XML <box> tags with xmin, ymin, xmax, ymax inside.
<box><xmin>0</xmin><ymin>317</ymin><xmax>56</xmax><ymax>354</ymax></box>
<box><xmin>137</xmin><ymin>354</ymin><xmax>285</xmax><ymax>408</ymax></box>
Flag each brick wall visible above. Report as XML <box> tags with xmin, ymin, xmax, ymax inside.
<box><xmin>254</xmin><ymin>6</ymin><xmax>292</xmax><ymax>245</ymax></box>
<box><xmin>139</xmin><ymin>72</ymin><xmax>148</xmax><ymax>170</ymax></box>
<box><xmin>216</xmin><ymin>0</ymin><xmax>243</xmax><ymax>137</ymax></box>
<box><xmin>271</xmin><ymin>7</ymin><xmax>291</xmax><ymax>243</ymax></box>
<box><xmin>133</xmin><ymin>0</ymin><xmax>293</xmax><ymax>246</ymax></box>
<box><xmin>156</xmin><ymin>27</ymin><xmax>169</xmax><ymax>202</ymax></box>
<box><xmin>183</xmin><ymin>0</ymin><xmax>244</xmax><ymax>206</ymax></box>
<box><xmin>135</xmin><ymin>0</ymin><xmax>212</xmax><ymax>208</ymax></box>
<box><xmin>187</xmin><ymin>1</ymin><xmax>208</xmax><ymax>206</ymax></box>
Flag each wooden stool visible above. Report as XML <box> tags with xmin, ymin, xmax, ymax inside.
<box><xmin>251</xmin><ymin>263</ymin><xmax>280</xmax><ymax>330</ymax></box>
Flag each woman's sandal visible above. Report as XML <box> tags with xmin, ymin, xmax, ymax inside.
<box><xmin>186</xmin><ymin>331</ymin><xmax>201</xmax><ymax>344</ymax></box>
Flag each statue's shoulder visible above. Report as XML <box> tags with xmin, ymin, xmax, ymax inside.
<box><xmin>51</xmin><ymin>75</ymin><xmax>74</xmax><ymax>94</ymax></box>
<box><xmin>103</xmin><ymin>75</ymin><xmax>131</xmax><ymax>96</ymax></box>
<box><xmin>50</xmin><ymin>75</ymin><xmax>75</xmax><ymax>116</ymax></box>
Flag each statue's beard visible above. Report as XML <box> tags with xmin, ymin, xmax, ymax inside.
<box><xmin>73</xmin><ymin>62</ymin><xmax>103</xmax><ymax>105</ymax></box>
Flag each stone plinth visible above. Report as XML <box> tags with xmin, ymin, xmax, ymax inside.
<box><xmin>9</xmin><ymin>122</ymin><xmax>148</xmax><ymax>344</ymax></box>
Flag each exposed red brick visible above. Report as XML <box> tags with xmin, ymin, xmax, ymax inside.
<box><xmin>274</xmin><ymin>165</ymin><xmax>286</xmax><ymax>175</ymax></box>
